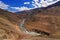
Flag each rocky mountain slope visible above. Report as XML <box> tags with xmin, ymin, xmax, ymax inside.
<box><xmin>0</xmin><ymin>2</ymin><xmax>60</xmax><ymax>40</ymax></box>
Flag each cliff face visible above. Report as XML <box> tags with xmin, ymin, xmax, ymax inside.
<box><xmin>0</xmin><ymin>5</ymin><xmax>60</xmax><ymax>40</ymax></box>
<box><xmin>16</xmin><ymin>5</ymin><xmax>60</xmax><ymax>38</ymax></box>
<box><xmin>23</xmin><ymin>6</ymin><xmax>60</xmax><ymax>33</ymax></box>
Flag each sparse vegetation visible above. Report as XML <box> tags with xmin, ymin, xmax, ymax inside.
<box><xmin>0</xmin><ymin>5</ymin><xmax>60</xmax><ymax>40</ymax></box>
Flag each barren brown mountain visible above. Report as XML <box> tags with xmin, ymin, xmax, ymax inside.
<box><xmin>0</xmin><ymin>5</ymin><xmax>60</xmax><ymax>40</ymax></box>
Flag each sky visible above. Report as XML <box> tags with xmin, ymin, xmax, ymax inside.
<box><xmin>0</xmin><ymin>0</ymin><xmax>60</xmax><ymax>13</ymax></box>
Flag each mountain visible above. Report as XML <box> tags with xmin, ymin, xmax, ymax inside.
<box><xmin>15</xmin><ymin>1</ymin><xmax>60</xmax><ymax>33</ymax></box>
<box><xmin>17</xmin><ymin>2</ymin><xmax>60</xmax><ymax>33</ymax></box>
<box><xmin>0</xmin><ymin>1</ymin><xmax>60</xmax><ymax>39</ymax></box>
<box><xmin>16</xmin><ymin>2</ymin><xmax>60</xmax><ymax>38</ymax></box>
<box><xmin>0</xmin><ymin>9</ymin><xmax>25</xmax><ymax>40</ymax></box>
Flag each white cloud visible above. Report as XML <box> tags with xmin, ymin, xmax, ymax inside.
<box><xmin>8</xmin><ymin>10</ymin><xmax>17</xmax><ymax>13</ymax></box>
<box><xmin>0</xmin><ymin>1</ymin><xmax>9</xmax><ymax>9</ymax></box>
<box><xmin>11</xmin><ymin>0</ymin><xmax>60</xmax><ymax>12</ymax></box>
<box><xmin>32</xmin><ymin>4</ymin><xmax>38</xmax><ymax>8</ymax></box>
<box><xmin>40</xmin><ymin>0</ymin><xmax>60</xmax><ymax>7</ymax></box>
<box><xmin>11</xmin><ymin>6</ymin><xmax>33</xmax><ymax>11</ymax></box>
<box><xmin>33</xmin><ymin>0</ymin><xmax>39</xmax><ymax>2</ymax></box>
<box><xmin>24</xmin><ymin>2</ymin><xmax>30</xmax><ymax>4</ymax></box>
<box><xmin>32</xmin><ymin>0</ymin><xmax>42</xmax><ymax>8</ymax></box>
<box><xmin>32</xmin><ymin>0</ymin><xmax>60</xmax><ymax>8</ymax></box>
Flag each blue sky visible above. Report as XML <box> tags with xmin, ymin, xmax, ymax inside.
<box><xmin>0</xmin><ymin>0</ymin><xmax>59</xmax><ymax>13</ymax></box>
